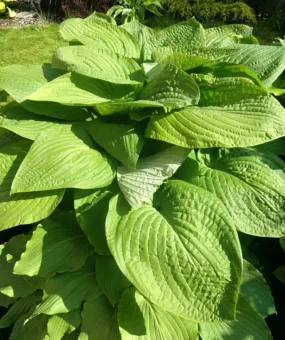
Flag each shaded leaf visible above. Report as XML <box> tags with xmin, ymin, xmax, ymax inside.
<box><xmin>89</xmin><ymin>119</ymin><xmax>145</xmax><ymax>169</ymax></box>
<box><xmin>0</xmin><ymin>141</ymin><xmax>64</xmax><ymax>231</ymax></box>
<box><xmin>14</xmin><ymin>212</ymin><xmax>93</xmax><ymax>278</ymax></box>
<box><xmin>0</xmin><ymin>291</ymin><xmax>42</xmax><ymax>328</ymax></box>
<box><xmin>78</xmin><ymin>295</ymin><xmax>120</xmax><ymax>340</ymax></box>
<box><xmin>240</xmin><ymin>260</ymin><xmax>275</xmax><ymax>317</ymax></box>
<box><xmin>118</xmin><ymin>288</ymin><xmax>198</xmax><ymax>340</ymax></box>
<box><xmin>199</xmin><ymin>295</ymin><xmax>272</xmax><ymax>340</ymax></box>
<box><xmin>33</xmin><ymin>257</ymin><xmax>101</xmax><ymax>315</ymax></box>
<box><xmin>0</xmin><ymin>235</ymin><xmax>44</xmax><ymax>298</ymax></box>
<box><xmin>96</xmin><ymin>256</ymin><xmax>131</xmax><ymax>305</ymax></box>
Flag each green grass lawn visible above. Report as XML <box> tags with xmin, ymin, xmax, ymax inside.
<box><xmin>0</xmin><ymin>24</ymin><xmax>66</xmax><ymax>67</ymax></box>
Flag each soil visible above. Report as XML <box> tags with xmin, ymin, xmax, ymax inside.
<box><xmin>0</xmin><ymin>12</ymin><xmax>41</xmax><ymax>28</ymax></box>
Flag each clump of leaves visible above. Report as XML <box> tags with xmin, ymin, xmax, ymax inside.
<box><xmin>107</xmin><ymin>0</ymin><xmax>164</xmax><ymax>23</ymax></box>
<box><xmin>0</xmin><ymin>11</ymin><xmax>285</xmax><ymax>339</ymax></box>
<box><xmin>0</xmin><ymin>0</ymin><xmax>16</xmax><ymax>17</ymax></box>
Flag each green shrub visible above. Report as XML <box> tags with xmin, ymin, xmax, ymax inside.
<box><xmin>0</xmin><ymin>13</ymin><xmax>285</xmax><ymax>338</ymax></box>
<box><xmin>166</xmin><ymin>0</ymin><xmax>256</xmax><ymax>23</ymax></box>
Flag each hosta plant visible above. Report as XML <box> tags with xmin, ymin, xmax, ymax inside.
<box><xmin>0</xmin><ymin>12</ymin><xmax>285</xmax><ymax>339</ymax></box>
<box><xmin>107</xmin><ymin>0</ymin><xmax>163</xmax><ymax>23</ymax></box>
<box><xmin>0</xmin><ymin>0</ymin><xmax>16</xmax><ymax>18</ymax></box>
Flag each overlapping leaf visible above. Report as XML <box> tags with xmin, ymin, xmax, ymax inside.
<box><xmin>27</xmin><ymin>73</ymin><xmax>141</xmax><ymax>106</ymax></box>
<box><xmin>153</xmin><ymin>45</ymin><xmax>285</xmax><ymax>88</ymax></box>
<box><xmin>14</xmin><ymin>212</ymin><xmax>93</xmax><ymax>278</ymax></box>
<box><xmin>74</xmin><ymin>187</ymin><xmax>115</xmax><ymax>255</ymax></box>
<box><xmin>176</xmin><ymin>148</ymin><xmax>285</xmax><ymax>236</ymax></box>
<box><xmin>0</xmin><ymin>103</ymin><xmax>58</xmax><ymax>140</ymax></box>
<box><xmin>139</xmin><ymin>64</ymin><xmax>200</xmax><ymax>108</ymax></box>
<box><xmin>79</xmin><ymin>295</ymin><xmax>120</xmax><ymax>340</ymax></box>
<box><xmin>0</xmin><ymin>64</ymin><xmax>64</xmax><ymax>103</ymax></box>
<box><xmin>59</xmin><ymin>18</ymin><xmax>141</xmax><ymax>58</ymax></box>
<box><xmin>240</xmin><ymin>260</ymin><xmax>275</xmax><ymax>317</ymax></box>
<box><xmin>96</xmin><ymin>256</ymin><xmax>131</xmax><ymax>306</ymax></box>
<box><xmin>117</xmin><ymin>146</ymin><xmax>189</xmax><ymax>208</ymax></box>
<box><xmin>199</xmin><ymin>295</ymin><xmax>272</xmax><ymax>340</ymax></box>
<box><xmin>88</xmin><ymin>119</ymin><xmax>145</xmax><ymax>169</ymax></box>
<box><xmin>106</xmin><ymin>181</ymin><xmax>242</xmax><ymax>321</ymax></box>
<box><xmin>0</xmin><ymin>235</ymin><xmax>44</xmax><ymax>298</ymax></box>
<box><xmin>53</xmin><ymin>46</ymin><xmax>145</xmax><ymax>84</ymax></box>
<box><xmin>118</xmin><ymin>288</ymin><xmax>198</xmax><ymax>340</ymax></box>
<box><xmin>0</xmin><ymin>291</ymin><xmax>42</xmax><ymax>328</ymax></box>
<box><xmin>11</xmin><ymin>124</ymin><xmax>115</xmax><ymax>193</ymax></box>
<box><xmin>146</xmin><ymin>78</ymin><xmax>285</xmax><ymax>148</ymax></box>
<box><xmin>33</xmin><ymin>257</ymin><xmax>101</xmax><ymax>316</ymax></box>
<box><xmin>0</xmin><ymin>141</ymin><xmax>64</xmax><ymax>231</ymax></box>
<box><xmin>47</xmin><ymin>310</ymin><xmax>81</xmax><ymax>340</ymax></box>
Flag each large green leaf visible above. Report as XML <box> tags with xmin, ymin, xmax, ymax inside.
<box><xmin>152</xmin><ymin>45</ymin><xmax>234</xmax><ymax>64</ymax></box>
<box><xmin>199</xmin><ymin>295</ymin><xmax>272</xmax><ymax>340</ymax></box>
<box><xmin>27</xmin><ymin>73</ymin><xmax>141</xmax><ymax>106</ymax></box>
<box><xmin>144</xmin><ymin>18</ymin><xmax>206</xmax><ymax>60</ymax></box>
<box><xmin>195</xmin><ymin>63</ymin><xmax>263</xmax><ymax>87</ymax></box>
<box><xmin>0</xmin><ymin>103</ymin><xmax>58</xmax><ymax>140</ymax></box>
<box><xmin>240</xmin><ymin>260</ymin><xmax>275</xmax><ymax>318</ymax></box>
<box><xmin>33</xmin><ymin>257</ymin><xmax>101</xmax><ymax>316</ymax></box>
<box><xmin>96</xmin><ymin>256</ymin><xmax>131</xmax><ymax>306</ymax></box>
<box><xmin>0</xmin><ymin>141</ymin><xmax>64</xmax><ymax>231</ymax></box>
<box><xmin>106</xmin><ymin>181</ymin><xmax>242</xmax><ymax>321</ymax></box>
<box><xmin>11</xmin><ymin>124</ymin><xmax>115</xmax><ymax>193</ymax></box>
<box><xmin>14</xmin><ymin>212</ymin><xmax>93</xmax><ymax>278</ymax></box>
<box><xmin>221</xmin><ymin>45</ymin><xmax>285</xmax><ymax>88</ymax></box>
<box><xmin>197</xmin><ymin>76</ymin><xmax>266</xmax><ymax>105</ymax></box>
<box><xmin>117</xmin><ymin>146</ymin><xmax>189</xmax><ymax>208</ymax></box>
<box><xmin>121</xmin><ymin>21</ymin><xmax>156</xmax><ymax>50</ymax></box>
<box><xmin>118</xmin><ymin>288</ymin><xmax>198</xmax><ymax>340</ymax></box>
<box><xmin>88</xmin><ymin>119</ymin><xmax>145</xmax><ymax>169</ymax></box>
<box><xmin>0</xmin><ymin>291</ymin><xmax>42</xmax><ymax>328</ymax></box>
<box><xmin>154</xmin><ymin>45</ymin><xmax>285</xmax><ymax>88</ymax></box>
<box><xmin>53</xmin><ymin>46</ymin><xmax>145</xmax><ymax>84</ymax></box>
<box><xmin>59</xmin><ymin>18</ymin><xmax>140</xmax><ymax>58</ymax></box>
<box><xmin>74</xmin><ymin>187</ymin><xmax>115</xmax><ymax>255</ymax></box>
<box><xmin>204</xmin><ymin>24</ymin><xmax>253</xmax><ymax>48</ymax></box>
<box><xmin>0</xmin><ymin>235</ymin><xmax>44</xmax><ymax>298</ymax></box>
<box><xmin>78</xmin><ymin>295</ymin><xmax>120</xmax><ymax>340</ymax></box>
<box><xmin>0</xmin><ymin>64</ymin><xmax>64</xmax><ymax>103</ymax></box>
<box><xmin>47</xmin><ymin>309</ymin><xmax>81</xmax><ymax>340</ymax></box>
<box><xmin>139</xmin><ymin>64</ymin><xmax>200</xmax><ymax>108</ymax></box>
<box><xmin>146</xmin><ymin>78</ymin><xmax>285</xmax><ymax>148</ymax></box>
<box><xmin>176</xmin><ymin>148</ymin><xmax>285</xmax><ymax>236</ymax></box>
